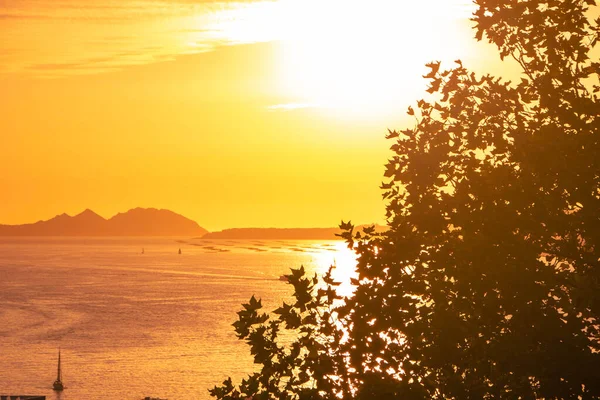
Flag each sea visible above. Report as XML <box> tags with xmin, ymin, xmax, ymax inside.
<box><xmin>0</xmin><ymin>237</ymin><xmax>357</xmax><ymax>400</ymax></box>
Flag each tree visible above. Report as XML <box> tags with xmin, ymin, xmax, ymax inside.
<box><xmin>210</xmin><ymin>0</ymin><xmax>600</xmax><ymax>398</ymax></box>
<box><xmin>208</xmin><ymin>266</ymin><xmax>351</xmax><ymax>399</ymax></box>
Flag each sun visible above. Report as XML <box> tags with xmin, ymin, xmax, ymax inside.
<box><xmin>274</xmin><ymin>0</ymin><xmax>475</xmax><ymax>117</ymax></box>
<box><xmin>210</xmin><ymin>0</ymin><xmax>475</xmax><ymax>119</ymax></box>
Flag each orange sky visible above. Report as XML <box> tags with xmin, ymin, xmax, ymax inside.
<box><xmin>0</xmin><ymin>0</ymin><xmax>515</xmax><ymax>230</ymax></box>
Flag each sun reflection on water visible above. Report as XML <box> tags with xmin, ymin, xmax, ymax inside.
<box><xmin>312</xmin><ymin>241</ymin><xmax>358</xmax><ymax>298</ymax></box>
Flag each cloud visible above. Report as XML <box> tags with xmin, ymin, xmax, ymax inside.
<box><xmin>29</xmin><ymin>62</ymin><xmax>97</xmax><ymax>70</ymax></box>
<box><xmin>27</xmin><ymin>51</ymin><xmax>174</xmax><ymax>74</ymax></box>
<box><xmin>0</xmin><ymin>0</ymin><xmax>213</xmax><ymax>23</ymax></box>
<box><xmin>0</xmin><ymin>0</ymin><xmax>275</xmax><ymax>77</ymax></box>
<box><xmin>0</xmin><ymin>13</ymin><xmax>52</xmax><ymax>20</ymax></box>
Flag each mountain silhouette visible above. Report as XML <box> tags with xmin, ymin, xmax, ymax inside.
<box><xmin>0</xmin><ymin>208</ymin><xmax>208</xmax><ymax>236</ymax></box>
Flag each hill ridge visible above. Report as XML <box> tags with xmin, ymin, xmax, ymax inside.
<box><xmin>0</xmin><ymin>208</ymin><xmax>208</xmax><ymax>237</ymax></box>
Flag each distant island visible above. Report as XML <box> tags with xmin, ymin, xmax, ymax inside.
<box><xmin>0</xmin><ymin>208</ymin><xmax>383</xmax><ymax>239</ymax></box>
<box><xmin>0</xmin><ymin>208</ymin><xmax>208</xmax><ymax>237</ymax></box>
<box><xmin>202</xmin><ymin>225</ymin><xmax>384</xmax><ymax>240</ymax></box>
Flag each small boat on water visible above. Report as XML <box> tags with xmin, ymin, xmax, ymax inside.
<box><xmin>52</xmin><ymin>349</ymin><xmax>64</xmax><ymax>391</ymax></box>
<box><xmin>178</xmin><ymin>248</ymin><xmax>182</xmax><ymax>255</ymax></box>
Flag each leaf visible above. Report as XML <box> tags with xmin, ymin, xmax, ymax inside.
<box><xmin>386</xmin><ymin>129</ymin><xmax>399</xmax><ymax>139</ymax></box>
<box><xmin>423</xmin><ymin>61</ymin><xmax>441</xmax><ymax>79</ymax></box>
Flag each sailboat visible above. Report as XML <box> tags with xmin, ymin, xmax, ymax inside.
<box><xmin>53</xmin><ymin>349</ymin><xmax>64</xmax><ymax>391</ymax></box>
<box><xmin>178</xmin><ymin>248</ymin><xmax>182</xmax><ymax>255</ymax></box>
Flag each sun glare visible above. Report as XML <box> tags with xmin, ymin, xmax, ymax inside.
<box><xmin>211</xmin><ymin>0</ymin><xmax>475</xmax><ymax>118</ymax></box>
<box><xmin>313</xmin><ymin>242</ymin><xmax>358</xmax><ymax>298</ymax></box>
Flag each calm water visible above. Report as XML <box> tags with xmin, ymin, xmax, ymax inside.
<box><xmin>0</xmin><ymin>237</ymin><xmax>356</xmax><ymax>400</ymax></box>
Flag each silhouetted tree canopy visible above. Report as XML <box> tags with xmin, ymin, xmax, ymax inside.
<box><xmin>210</xmin><ymin>1</ymin><xmax>600</xmax><ymax>398</ymax></box>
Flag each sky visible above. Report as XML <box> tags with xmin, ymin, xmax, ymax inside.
<box><xmin>0</xmin><ymin>0</ymin><xmax>513</xmax><ymax>230</ymax></box>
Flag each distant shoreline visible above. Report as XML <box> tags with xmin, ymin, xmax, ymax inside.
<box><xmin>201</xmin><ymin>228</ymin><xmax>343</xmax><ymax>240</ymax></box>
<box><xmin>0</xmin><ymin>207</ymin><xmax>383</xmax><ymax>239</ymax></box>
<box><xmin>201</xmin><ymin>225</ymin><xmax>384</xmax><ymax>240</ymax></box>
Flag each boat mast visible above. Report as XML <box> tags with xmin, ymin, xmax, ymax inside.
<box><xmin>57</xmin><ymin>349</ymin><xmax>61</xmax><ymax>382</ymax></box>
<box><xmin>53</xmin><ymin>348</ymin><xmax>64</xmax><ymax>391</ymax></box>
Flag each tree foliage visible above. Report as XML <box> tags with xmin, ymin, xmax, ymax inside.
<box><xmin>209</xmin><ymin>266</ymin><xmax>350</xmax><ymax>399</ymax></box>
<box><xmin>210</xmin><ymin>0</ymin><xmax>600</xmax><ymax>398</ymax></box>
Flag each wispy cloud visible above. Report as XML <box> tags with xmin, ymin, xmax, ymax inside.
<box><xmin>0</xmin><ymin>0</ymin><xmax>272</xmax><ymax>77</ymax></box>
